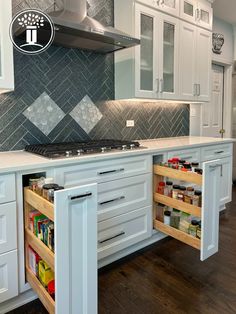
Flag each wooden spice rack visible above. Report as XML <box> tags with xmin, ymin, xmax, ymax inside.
<box><xmin>153</xmin><ymin>165</ymin><xmax>202</xmax><ymax>250</ymax></box>
<box><xmin>24</xmin><ymin>187</ymin><xmax>55</xmax><ymax>314</ymax></box>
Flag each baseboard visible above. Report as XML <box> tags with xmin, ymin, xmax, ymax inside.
<box><xmin>0</xmin><ymin>290</ymin><xmax>37</xmax><ymax>314</ymax></box>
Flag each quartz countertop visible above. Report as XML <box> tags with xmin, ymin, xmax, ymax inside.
<box><xmin>0</xmin><ymin>136</ymin><xmax>234</xmax><ymax>174</ymax></box>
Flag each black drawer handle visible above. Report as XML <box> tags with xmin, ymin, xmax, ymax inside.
<box><xmin>98</xmin><ymin>168</ymin><xmax>125</xmax><ymax>175</ymax></box>
<box><xmin>69</xmin><ymin>192</ymin><xmax>92</xmax><ymax>201</ymax></box>
<box><xmin>215</xmin><ymin>151</ymin><xmax>224</xmax><ymax>154</ymax></box>
<box><xmin>98</xmin><ymin>231</ymin><xmax>125</xmax><ymax>244</ymax></box>
<box><xmin>99</xmin><ymin>196</ymin><xmax>125</xmax><ymax>206</ymax></box>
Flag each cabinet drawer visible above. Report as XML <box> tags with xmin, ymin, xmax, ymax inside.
<box><xmin>0</xmin><ymin>250</ymin><xmax>18</xmax><ymax>303</ymax></box>
<box><xmin>54</xmin><ymin>155</ymin><xmax>152</xmax><ymax>187</ymax></box>
<box><xmin>98</xmin><ymin>174</ymin><xmax>152</xmax><ymax>222</ymax></box>
<box><xmin>0</xmin><ymin>174</ymin><xmax>15</xmax><ymax>204</ymax></box>
<box><xmin>167</xmin><ymin>148</ymin><xmax>201</xmax><ymax>162</ymax></box>
<box><xmin>98</xmin><ymin>207</ymin><xmax>152</xmax><ymax>260</ymax></box>
<box><xmin>0</xmin><ymin>202</ymin><xmax>17</xmax><ymax>254</ymax></box>
<box><xmin>201</xmin><ymin>144</ymin><xmax>233</xmax><ymax>161</ymax></box>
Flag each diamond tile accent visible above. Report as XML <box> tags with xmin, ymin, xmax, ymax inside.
<box><xmin>23</xmin><ymin>92</ymin><xmax>65</xmax><ymax>136</ymax></box>
<box><xmin>70</xmin><ymin>96</ymin><xmax>103</xmax><ymax>134</ymax></box>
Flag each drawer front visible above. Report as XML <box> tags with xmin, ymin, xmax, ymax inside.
<box><xmin>98</xmin><ymin>207</ymin><xmax>152</xmax><ymax>260</ymax></box>
<box><xmin>0</xmin><ymin>250</ymin><xmax>18</xmax><ymax>303</ymax></box>
<box><xmin>0</xmin><ymin>174</ymin><xmax>15</xmax><ymax>204</ymax></box>
<box><xmin>167</xmin><ymin>148</ymin><xmax>201</xmax><ymax>162</ymax></box>
<box><xmin>201</xmin><ymin>144</ymin><xmax>233</xmax><ymax>161</ymax></box>
<box><xmin>0</xmin><ymin>202</ymin><xmax>17</xmax><ymax>254</ymax></box>
<box><xmin>98</xmin><ymin>174</ymin><xmax>152</xmax><ymax>222</ymax></box>
<box><xmin>54</xmin><ymin>155</ymin><xmax>152</xmax><ymax>187</ymax></box>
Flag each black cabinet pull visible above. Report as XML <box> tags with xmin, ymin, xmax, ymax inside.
<box><xmin>98</xmin><ymin>231</ymin><xmax>125</xmax><ymax>244</ymax></box>
<box><xmin>70</xmin><ymin>192</ymin><xmax>92</xmax><ymax>201</ymax></box>
<box><xmin>99</xmin><ymin>196</ymin><xmax>125</xmax><ymax>206</ymax></box>
<box><xmin>98</xmin><ymin>168</ymin><xmax>125</xmax><ymax>175</ymax></box>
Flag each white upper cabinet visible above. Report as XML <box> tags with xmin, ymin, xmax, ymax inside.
<box><xmin>139</xmin><ymin>0</ymin><xmax>180</xmax><ymax>17</ymax></box>
<box><xmin>180</xmin><ymin>0</ymin><xmax>212</xmax><ymax>30</ymax></box>
<box><xmin>179</xmin><ymin>21</ymin><xmax>211</xmax><ymax>102</ymax></box>
<box><xmin>0</xmin><ymin>0</ymin><xmax>14</xmax><ymax>94</ymax></box>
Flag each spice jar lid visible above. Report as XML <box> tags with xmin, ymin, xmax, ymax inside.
<box><xmin>159</xmin><ymin>182</ymin><xmax>166</xmax><ymax>186</ymax></box>
<box><xmin>191</xmin><ymin>162</ymin><xmax>199</xmax><ymax>166</ymax></box>
<box><xmin>191</xmin><ymin>220</ymin><xmax>199</xmax><ymax>226</ymax></box>
<box><xmin>164</xmin><ymin>211</ymin><xmax>171</xmax><ymax>217</ymax></box>
<box><xmin>180</xmin><ymin>186</ymin><xmax>187</xmax><ymax>191</ymax></box>
<box><xmin>179</xmin><ymin>159</ymin><xmax>186</xmax><ymax>164</ymax></box>
<box><xmin>166</xmin><ymin>181</ymin><xmax>173</xmax><ymax>186</ymax></box>
<box><xmin>184</xmin><ymin>163</ymin><xmax>191</xmax><ymax>169</ymax></box>
<box><xmin>173</xmin><ymin>185</ymin><xmax>180</xmax><ymax>189</ymax></box>
<box><xmin>195</xmin><ymin>168</ymin><xmax>203</xmax><ymax>174</ymax></box>
<box><xmin>43</xmin><ymin>184</ymin><xmax>59</xmax><ymax>190</ymax></box>
<box><xmin>187</xmin><ymin>187</ymin><xmax>194</xmax><ymax>191</ymax></box>
<box><xmin>54</xmin><ymin>186</ymin><xmax>64</xmax><ymax>191</ymax></box>
<box><xmin>195</xmin><ymin>190</ymin><xmax>202</xmax><ymax>196</ymax></box>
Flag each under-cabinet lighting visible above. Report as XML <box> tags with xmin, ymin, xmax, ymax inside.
<box><xmin>114</xmin><ymin>99</ymin><xmax>203</xmax><ymax>104</ymax></box>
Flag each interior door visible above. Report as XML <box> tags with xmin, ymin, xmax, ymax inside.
<box><xmin>201</xmin><ymin>64</ymin><xmax>224</xmax><ymax>137</ymax></box>
<box><xmin>179</xmin><ymin>21</ymin><xmax>197</xmax><ymax>101</ymax></box>
<box><xmin>159</xmin><ymin>13</ymin><xmax>179</xmax><ymax>100</ymax></box>
<box><xmin>135</xmin><ymin>4</ymin><xmax>159</xmax><ymax>99</ymax></box>
<box><xmin>201</xmin><ymin>160</ymin><xmax>221</xmax><ymax>261</ymax></box>
<box><xmin>55</xmin><ymin>184</ymin><xmax>97</xmax><ymax>314</ymax></box>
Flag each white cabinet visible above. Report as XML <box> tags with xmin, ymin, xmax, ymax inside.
<box><xmin>115</xmin><ymin>2</ymin><xmax>180</xmax><ymax>100</ymax></box>
<box><xmin>0</xmin><ymin>250</ymin><xmax>18</xmax><ymax>303</ymax></box>
<box><xmin>139</xmin><ymin>0</ymin><xmax>180</xmax><ymax>17</ymax></box>
<box><xmin>179</xmin><ymin>21</ymin><xmax>211</xmax><ymax>102</ymax></box>
<box><xmin>219</xmin><ymin>157</ymin><xmax>233</xmax><ymax>206</ymax></box>
<box><xmin>167</xmin><ymin>147</ymin><xmax>201</xmax><ymax>162</ymax></box>
<box><xmin>0</xmin><ymin>174</ymin><xmax>16</xmax><ymax>204</ymax></box>
<box><xmin>0</xmin><ymin>203</ymin><xmax>17</xmax><ymax>254</ymax></box>
<box><xmin>0</xmin><ymin>0</ymin><xmax>14</xmax><ymax>94</ymax></box>
<box><xmin>180</xmin><ymin>0</ymin><xmax>212</xmax><ymax>30</ymax></box>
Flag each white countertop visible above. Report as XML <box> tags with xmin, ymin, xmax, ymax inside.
<box><xmin>0</xmin><ymin>136</ymin><xmax>234</xmax><ymax>174</ymax></box>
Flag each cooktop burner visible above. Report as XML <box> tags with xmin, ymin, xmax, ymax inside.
<box><xmin>25</xmin><ymin>140</ymin><xmax>144</xmax><ymax>159</ymax></box>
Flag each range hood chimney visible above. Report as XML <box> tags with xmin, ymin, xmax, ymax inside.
<box><xmin>49</xmin><ymin>0</ymin><xmax>140</xmax><ymax>53</ymax></box>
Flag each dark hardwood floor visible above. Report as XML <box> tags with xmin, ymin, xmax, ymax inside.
<box><xmin>9</xmin><ymin>188</ymin><xmax>236</xmax><ymax>314</ymax></box>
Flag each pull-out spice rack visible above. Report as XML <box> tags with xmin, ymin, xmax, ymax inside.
<box><xmin>153</xmin><ymin>165</ymin><xmax>202</xmax><ymax>250</ymax></box>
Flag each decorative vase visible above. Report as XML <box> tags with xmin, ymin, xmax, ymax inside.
<box><xmin>212</xmin><ymin>33</ymin><xmax>224</xmax><ymax>55</ymax></box>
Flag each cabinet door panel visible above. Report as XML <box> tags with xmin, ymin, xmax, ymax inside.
<box><xmin>196</xmin><ymin>28</ymin><xmax>211</xmax><ymax>102</ymax></box>
<box><xmin>179</xmin><ymin>21</ymin><xmax>197</xmax><ymax>101</ymax></box>
<box><xmin>159</xmin><ymin>0</ymin><xmax>180</xmax><ymax>17</ymax></box>
<box><xmin>167</xmin><ymin>148</ymin><xmax>200</xmax><ymax>162</ymax></box>
<box><xmin>219</xmin><ymin>157</ymin><xmax>233</xmax><ymax>206</ymax></box>
<box><xmin>180</xmin><ymin>0</ymin><xmax>197</xmax><ymax>24</ymax></box>
<box><xmin>201</xmin><ymin>160</ymin><xmax>221</xmax><ymax>261</ymax></box>
<box><xmin>159</xmin><ymin>14</ymin><xmax>179</xmax><ymax>99</ymax></box>
<box><xmin>197</xmin><ymin>1</ymin><xmax>213</xmax><ymax>30</ymax></box>
<box><xmin>0</xmin><ymin>250</ymin><xmax>18</xmax><ymax>303</ymax></box>
<box><xmin>55</xmin><ymin>184</ymin><xmax>97</xmax><ymax>314</ymax></box>
<box><xmin>0</xmin><ymin>203</ymin><xmax>17</xmax><ymax>254</ymax></box>
<box><xmin>135</xmin><ymin>4</ymin><xmax>159</xmax><ymax>98</ymax></box>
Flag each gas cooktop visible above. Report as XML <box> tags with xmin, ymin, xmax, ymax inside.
<box><xmin>25</xmin><ymin>140</ymin><xmax>145</xmax><ymax>159</ymax></box>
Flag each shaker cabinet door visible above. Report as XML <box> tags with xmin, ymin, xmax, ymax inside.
<box><xmin>201</xmin><ymin>159</ymin><xmax>221</xmax><ymax>261</ymax></box>
<box><xmin>55</xmin><ymin>184</ymin><xmax>98</xmax><ymax>314</ymax></box>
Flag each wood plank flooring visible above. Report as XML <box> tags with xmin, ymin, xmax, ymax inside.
<box><xmin>9</xmin><ymin>188</ymin><xmax>236</xmax><ymax>314</ymax></box>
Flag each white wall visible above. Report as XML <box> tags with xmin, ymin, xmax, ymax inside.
<box><xmin>212</xmin><ymin>17</ymin><xmax>234</xmax><ymax>64</ymax></box>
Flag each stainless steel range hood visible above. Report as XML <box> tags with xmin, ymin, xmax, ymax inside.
<box><xmin>49</xmin><ymin>0</ymin><xmax>140</xmax><ymax>53</ymax></box>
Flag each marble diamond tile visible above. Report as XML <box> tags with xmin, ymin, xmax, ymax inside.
<box><xmin>70</xmin><ymin>95</ymin><xmax>103</xmax><ymax>134</ymax></box>
<box><xmin>23</xmin><ymin>92</ymin><xmax>65</xmax><ymax>136</ymax></box>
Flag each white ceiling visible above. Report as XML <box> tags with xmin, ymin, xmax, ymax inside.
<box><xmin>213</xmin><ymin>0</ymin><xmax>236</xmax><ymax>25</ymax></box>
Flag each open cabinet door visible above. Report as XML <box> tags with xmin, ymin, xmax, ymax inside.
<box><xmin>54</xmin><ymin>184</ymin><xmax>97</xmax><ymax>314</ymax></box>
<box><xmin>201</xmin><ymin>160</ymin><xmax>221</xmax><ymax>261</ymax></box>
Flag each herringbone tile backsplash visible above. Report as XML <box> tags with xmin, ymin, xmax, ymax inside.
<box><xmin>0</xmin><ymin>0</ymin><xmax>189</xmax><ymax>151</ymax></box>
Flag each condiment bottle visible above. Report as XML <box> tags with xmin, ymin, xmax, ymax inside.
<box><xmin>189</xmin><ymin>220</ymin><xmax>199</xmax><ymax>237</ymax></box>
<box><xmin>164</xmin><ymin>211</ymin><xmax>171</xmax><ymax>225</ymax></box>
<box><xmin>166</xmin><ymin>181</ymin><xmax>173</xmax><ymax>197</ymax></box>
<box><xmin>172</xmin><ymin>185</ymin><xmax>180</xmax><ymax>199</ymax></box>
<box><xmin>157</xmin><ymin>182</ymin><xmax>166</xmax><ymax>195</ymax></box>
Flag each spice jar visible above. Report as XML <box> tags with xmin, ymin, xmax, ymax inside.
<box><xmin>29</xmin><ymin>178</ymin><xmax>40</xmax><ymax>192</ymax></box>
<box><xmin>197</xmin><ymin>222</ymin><xmax>201</xmax><ymax>239</ymax></box>
<box><xmin>195</xmin><ymin>168</ymin><xmax>203</xmax><ymax>175</ymax></box>
<box><xmin>50</xmin><ymin>186</ymin><xmax>64</xmax><ymax>203</ymax></box>
<box><xmin>170</xmin><ymin>209</ymin><xmax>181</xmax><ymax>229</ymax></box>
<box><xmin>166</xmin><ymin>181</ymin><xmax>173</xmax><ymax>197</ymax></box>
<box><xmin>164</xmin><ymin>211</ymin><xmax>171</xmax><ymax>225</ymax></box>
<box><xmin>172</xmin><ymin>185</ymin><xmax>180</xmax><ymax>199</ymax></box>
<box><xmin>186</xmin><ymin>187</ymin><xmax>195</xmax><ymax>197</ymax></box>
<box><xmin>42</xmin><ymin>184</ymin><xmax>59</xmax><ymax>201</ymax></box>
<box><xmin>192</xmin><ymin>190</ymin><xmax>202</xmax><ymax>207</ymax></box>
<box><xmin>184</xmin><ymin>194</ymin><xmax>192</xmax><ymax>204</ymax></box>
<box><xmin>157</xmin><ymin>182</ymin><xmax>166</xmax><ymax>195</ymax></box>
<box><xmin>178</xmin><ymin>186</ymin><xmax>186</xmax><ymax>202</ymax></box>
<box><xmin>183</xmin><ymin>162</ymin><xmax>192</xmax><ymax>171</ymax></box>
<box><xmin>36</xmin><ymin>177</ymin><xmax>46</xmax><ymax>196</ymax></box>
<box><xmin>189</xmin><ymin>220</ymin><xmax>199</xmax><ymax>237</ymax></box>
<box><xmin>191</xmin><ymin>162</ymin><xmax>199</xmax><ymax>172</ymax></box>
<box><xmin>156</xmin><ymin>203</ymin><xmax>165</xmax><ymax>222</ymax></box>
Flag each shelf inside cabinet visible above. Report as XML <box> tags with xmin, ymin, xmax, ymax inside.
<box><xmin>24</xmin><ymin>187</ymin><xmax>54</xmax><ymax>222</ymax></box>
<box><xmin>25</xmin><ymin>228</ymin><xmax>54</xmax><ymax>271</ymax></box>
<box><xmin>154</xmin><ymin>193</ymin><xmax>201</xmax><ymax>217</ymax></box>
<box><xmin>26</xmin><ymin>266</ymin><xmax>55</xmax><ymax>314</ymax></box>
<box><xmin>154</xmin><ymin>220</ymin><xmax>201</xmax><ymax>250</ymax></box>
<box><xmin>153</xmin><ymin>165</ymin><xmax>202</xmax><ymax>186</ymax></box>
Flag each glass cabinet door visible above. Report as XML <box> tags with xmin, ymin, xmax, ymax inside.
<box><xmin>180</xmin><ymin>0</ymin><xmax>197</xmax><ymax>24</ymax></box>
<box><xmin>135</xmin><ymin>4</ymin><xmax>158</xmax><ymax>98</ymax></box>
<box><xmin>160</xmin><ymin>15</ymin><xmax>179</xmax><ymax>99</ymax></box>
<box><xmin>160</xmin><ymin>0</ymin><xmax>180</xmax><ymax>17</ymax></box>
<box><xmin>197</xmin><ymin>2</ymin><xmax>213</xmax><ymax>31</ymax></box>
